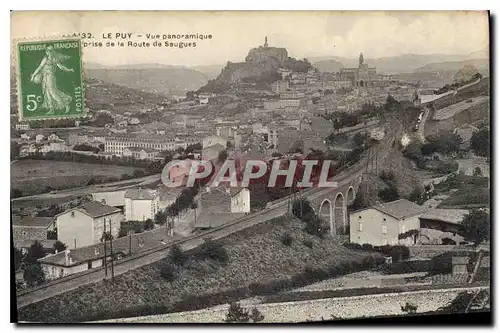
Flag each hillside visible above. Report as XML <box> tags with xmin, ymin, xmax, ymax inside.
<box><xmin>191</xmin><ymin>64</ymin><xmax>224</xmax><ymax>80</ymax></box>
<box><xmin>18</xmin><ymin>215</ymin><xmax>373</xmax><ymax>323</ymax></box>
<box><xmin>308</xmin><ymin>50</ymin><xmax>488</xmax><ymax>74</ymax></box>
<box><xmin>85</xmin><ymin>66</ymin><xmax>209</xmax><ymax>96</ymax></box>
<box><xmin>415</xmin><ymin>59</ymin><xmax>489</xmax><ymax>74</ymax></box>
<box><xmin>312</xmin><ymin>59</ymin><xmax>345</xmax><ymax>73</ymax></box>
<box><xmin>84</xmin><ymin>77</ymin><xmax>168</xmax><ymax>113</ymax></box>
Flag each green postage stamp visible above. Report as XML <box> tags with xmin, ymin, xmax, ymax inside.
<box><xmin>15</xmin><ymin>38</ymin><xmax>84</xmax><ymax>120</ymax></box>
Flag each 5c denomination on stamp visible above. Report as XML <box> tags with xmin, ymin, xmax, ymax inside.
<box><xmin>15</xmin><ymin>38</ymin><xmax>84</xmax><ymax>120</ymax></box>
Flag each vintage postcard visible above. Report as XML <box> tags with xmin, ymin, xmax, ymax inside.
<box><xmin>11</xmin><ymin>11</ymin><xmax>490</xmax><ymax>324</ymax></box>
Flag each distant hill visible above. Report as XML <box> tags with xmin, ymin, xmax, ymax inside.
<box><xmin>415</xmin><ymin>59</ymin><xmax>490</xmax><ymax>73</ymax></box>
<box><xmin>312</xmin><ymin>59</ymin><xmax>345</xmax><ymax>73</ymax></box>
<box><xmin>84</xmin><ymin>77</ymin><xmax>168</xmax><ymax>113</ymax></box>
<box><xmin>83</xmin><ymin>64</ymin><xmax>210</xmax><ymax>97</ymax></box>
<box><xmin>307</xmin><ymin>49</ymin><xmax>489</xmax><ymax>74</ymax></box>
<box><xmin>191</xmin><ymin>64</ymin><xmax>224</xmax><ymax>80</ymax></box>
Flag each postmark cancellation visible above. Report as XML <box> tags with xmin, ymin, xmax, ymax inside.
<box><xmin>13</xmin><ymin>37</ymin><xmax>85</xmax><ymax>121</ymax></box>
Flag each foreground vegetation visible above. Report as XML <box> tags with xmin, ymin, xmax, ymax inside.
<box><xmin>18</xmin><ymin>215</ymin><xmax>378</xmax><ymax>322</ymax></box>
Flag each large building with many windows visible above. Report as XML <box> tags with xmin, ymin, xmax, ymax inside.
<box><xmin>104</xmin><ymin>134</ymin><xmax>198</xmax><ymax>156</ymax></box>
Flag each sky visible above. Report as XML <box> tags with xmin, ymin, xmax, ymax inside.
<box><xmin>11</xmin><ymin>11</ymin><xmax>489</xmax><ymax>67</ymax></box>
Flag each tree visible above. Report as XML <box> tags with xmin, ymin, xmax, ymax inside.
<box><xmin>454</xmin><ymin>64</ymin><xmax>480</xmax><ymax>84</ymax></box>
<box><xmin>160</xmin><ymin>264</ymin><xmax>177</xmax><ymax>282</ymax></box>
<box><xmin>144</xmin><ymin>218</ymin><xmax>155</xmax><ymax>231</ymax></box>
<box><xmin>14</xmin><ymin>247</ymin><xmax>23</xmax><ymax>271</ymax></box>
<box><xmin>154</xmin><ymin>210</ymin><xmax>167</xmax><ymax>226</ymax></box>
<box><xmin>470</xmin><ymin>126</ymin><xmax>490</xmax><ymax>158</ymax></box>
<box><xmin>24</xmin><ymin>264</ymin><xmax>45</xmax><ymax>287</ymax></box>
<box><xmin>11</xmin><ymin>188</ymin><xmax>23</xmax><ymax>198</ymax></box>
<box><xmin>401</xmin><ymin>302</ymin><xmax>418</xmax><ymax>315</ymax></box>
<box><xmin>280</xmin><ymin>232</ymin><xmax>293</xmax><ymax>246</ymax></box>
<box><xmin>26</xmin><ymin>241</ymin><xmax>46</xmax><ymax>264</ymax></box>
<box><xmin>11</xmin><ymin>141</ymin><xmax>20</xmax><ymax>160</ymax></box>
<box><xmin>473</xmin><ymin>166</ymin><xmax>483</xmax><ymax>177</ymax></box>
<box><xmin>218</xmin><ymin>149</ymin><xmax>228</xmax><ymax>163</ymax></box>
<box><xmin>352</xmin><ymin>132</ymin><xmax>368</xmax><ymax>147</ymax></box>
<box><xmin>462</xmin><ymin>209</ymin><xmax>490</xmax><ymax>245</ymax></box>
<box><xmin>53</xmin><ymin>241</ymin><xmax>67</xmax><ymax>253</ymax></box>
<box><xmin>408</xmin><ymin>186</ymin><xmax>424</xmax><ymax>205</ymax></box>
<box><xmin>133</xmin><ymin>169</ymin><xmax>146</xmax><ymax>178</ymax></box>
<box><xmin>378</xmin><ymin>186</ymin><xmax>400</xmax><ymax>203</ymax></box>
<box><xmin>101</xmin><ymin>232</ymin><xmax>114</xmax><ymax>242</ymax></box>
<box><xmin>225</xmin><ymin>302</ymin><xmax>250</xmax><ymax>323</ymax></box>
<box><xmin>249</xmin><ymin>307</ymin><xmax>265</xmax><ymax>323</ymax></box>
<box><xmin>169</xmin><ymin>244</ymin><xmax>187</xmax><ymax>266</ymax></box>
<box><xmin>292</xmin><ymin>198</ymin><xmax>314</xmax><ymax>220</ymax></box>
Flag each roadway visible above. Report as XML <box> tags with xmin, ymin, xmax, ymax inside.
<box><xmin>17</xmin><ymin>120</ymin><xmax>402</xmax><ymax>309</ymax></box>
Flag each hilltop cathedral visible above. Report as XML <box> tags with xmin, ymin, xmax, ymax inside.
<box><xmin>339</xmin><ymin>53</ymin><xmax>377</xmax><ymax>87</ymax></box>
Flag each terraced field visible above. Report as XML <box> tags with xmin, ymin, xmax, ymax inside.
<box><xmin>18</xmin><ymin>216</ymin><xmax>369</xmax><ymax>323</ymax></box>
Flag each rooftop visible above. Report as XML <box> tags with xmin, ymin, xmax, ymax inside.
<box><xmin>373</xmin><ymin>199</ymin><xmax>429</xmax><ymax>220</ymax></box>
<box><xmin>124</xmin><ymin>188</ymin><xmax>157</xmax><ymax>201</ymax></box>
<box><xmin>70</xmin><ymin>201</ymin><xmax>121</xmax><ymax>219</ymax></box>
<box><xmin>38</xmin><ymin>227</ymin><xmax>177</xmax><ymax>267</ymax></box>
<box><xmin>419</xmin><ymin>209</ymin><xmax>469</xmax><ymax>225</ymax></box>
<box><xmin>452</xmin><ymin>256</ymin><xmax>470</xmax><ymax>265</ymax></box>
<box><xmin>12</xmin><ymin>215</ymin><xmax>54</xmax><ymax>228</ymax></box>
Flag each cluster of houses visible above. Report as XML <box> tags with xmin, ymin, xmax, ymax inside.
<box><xmin>349</xmin><ymin>198</ymin><xmax>472</xmax><ymax>247</ymax></box>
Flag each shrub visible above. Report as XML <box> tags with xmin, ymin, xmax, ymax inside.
<box><xmin>380</xmin><ymin>170</ymin><xmax>395</xmax><ymax>182</ymax></box>
<box><xmin>303</xmin><ymin>239</ymin><xmax>314</xmax><ymax>248</ymax></box>
<box><xmin>225</xmin><ymin>302</ymin><xmax>249</xmax><ymax>323</ymax></box>
<box><xmin>401</xmin><ymin>302</ymin><xmax>418</xmax><ymax>315</ymax></box>
<box><xmin>199</xmin><ymin>238</ymin><xmax>229</xmax><ymax>264</ymax></box>
<box><xmin>280</xmin><ymin>232</ymin><xmax>293</xmax><ymax>246</ymax></box>
<box><xmin>169</xmin><ymin>244</ymin><xmax>187</xmax><ymax>266</ymax></box>
<box><xmin>249</xmin><ymin>307</ymin><xmax>265</xmax><ymax>323</ymax></box>
<box><xmin>361</xmin><ymin>243</ymin><xmax>373</xmax><ymax>251</ymax></box>
<box><xmin>160</xmin><ymin>264</ymin><xmax>177</xmax><ymax>282</ymax></box>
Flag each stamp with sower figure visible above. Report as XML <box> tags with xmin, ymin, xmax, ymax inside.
<box><xmin>15</xmin><ymin>38</ymin><xmax>84</xmax><ymax>120</ymax></box>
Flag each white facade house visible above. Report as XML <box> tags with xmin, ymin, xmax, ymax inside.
<box><xmin>230</xmin><ymin>188</ymin><xmax>251</xmax><ymax>213</ymax></box>
<box><xmin>202</xmin><ymin>135</ymin><xmax>228</xmax><ymax>149</ymax></box>
<box><xmin>349</xmin><ymin>199</ymin><xmax>428</xmax><ymax>246</ymax></box>
<box><xmin>15</xmin><ymin>123</ymin><xmax>30</xmax><ymax>131</ymax></box>
<box><xmin>124</xmin><ymin>189</ymin><xmax>160</xmax><ymax>222</ymax></box>
<box><xmin>35</xmin><ymin>134</ymin><xmax>45</xmax><ymax>142</ymax></box>
<box><xmin>55</xmin><ymin>201</ymin><xmax>123</xmax><ymax>249</ymax></box>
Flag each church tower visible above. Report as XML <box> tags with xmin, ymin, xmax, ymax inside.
<box><xmin>264</xmin><ymin>36</ymin><xmax>268</xmax><ymax>48</ymax></box>
<box><xmin>359</xmin><ymin>52</ymin><xmax>364</xmax><ymax>66</ymax></box>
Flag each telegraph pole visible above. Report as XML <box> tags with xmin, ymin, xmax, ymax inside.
<box><xmin>108</xmin><ymin>218</ymin><xmax>115</xmax><ymax>281</ymax></box>
<box><xmin>128</xmin><ymin>227</ymin><xmax>132</xmax><ymax>256</ymax></box>
<box><xmin>103</xmin><ymin>219</ymin><xmax>108</xmax><ymax>277</ymax></box>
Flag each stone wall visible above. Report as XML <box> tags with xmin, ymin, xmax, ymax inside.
<box><xmin>99</xmin><ymin>286</ymin><xmax>488</xmax><ymax>323</ymax></box>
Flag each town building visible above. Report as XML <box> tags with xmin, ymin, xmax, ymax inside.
<box><xmin>418</xmin><ymin>208</ymin><xmax>469</xmax><ymax>245</ymax></box>
<box><xmin>91</xmin><ymin>191</ymin><xmax>127</xmax><ymax>208</ymax></box>
<box><xmin>202</xmin><ymin>135</ymin><xmax>228</xmax><ymax>149</ymax></box>
<box><xmin>38</xmin><ymin>226</ymin><xmax>175</xmax><ymax>280</ymax></box>
<box><xmin>202</xmin><ymin>143</ymin><xmax>226</xmax><ymax>161</ymax></box>
<box><xmin>122</xmin><ymin>147</ymin><xmax>159</xmax><ymax>160</ymax></box>
<box><xmin>12</xmin><ymin>215</ymin><xmax>56</xmax><ymax>249</ymax></box>
<box><xmin>15</xmin><ymin>122</ymin><xmax>30</xmax><ymax>131</ymax></box>
<box><xmin>55</xmin><ymin>201</ymin><xmax>122</xmax><ymax>249</ymax></box>
<box><xmin>339</xmin><ymin>53</ymin><xmax>377</xmax><ymax>88</ymax></box>
<box><xmin>349</xmin><ymin>199</ymin><xmax>428</xmax><ymax>246</ymax></box>
<box><xmin>272</xmin><ymin>80</ymin><xmax>290</xmax><ymax>93</ymax></box>
<box><xmin>230</xmin><ymin>188</ymin><xmax>251</xmax><ymax>213</ymax></box>
<box><xmin>194</xmin><ymin>186</ymin><xmax>247</xmax><ymax>229</ymax></box>
<box><xmin>104</xmin><ymin>134</ymin><xmax>196</xmax><ymax>156</ymax></box>
<box><xmin>124</xmin><ymin>188</ymin><xmax>160</xmax><ymax>222</ymax></box>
